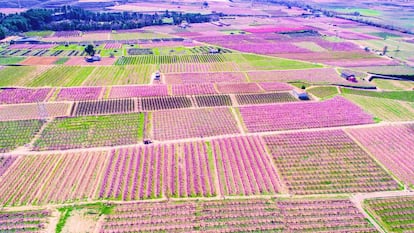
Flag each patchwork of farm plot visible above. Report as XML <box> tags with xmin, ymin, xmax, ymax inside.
<box><xmin>1</xmin><ymin>13</ymin><xmax>414</xmax><ymax>233</ymax></box>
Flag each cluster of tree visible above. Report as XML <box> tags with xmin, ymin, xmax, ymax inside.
<box><xmin>0</xmin><ymin>6</ymin><xmax>214</xmax><ymax>39</ymax></box>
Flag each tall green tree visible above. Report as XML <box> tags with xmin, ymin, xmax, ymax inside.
<box><xmin>84</xmin><ymin>44</ymin><xmax>95</xmax><ymax>56</ymax></box>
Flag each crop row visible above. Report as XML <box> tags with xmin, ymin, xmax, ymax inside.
<box><xmin>1</xmin><ymin>97</ymin><xmax>376</xmax><ymax>151</ymax></box>
<box><xmin>344</xmin><ymin>94</ymin><xmax>414</xmax><ymax>122</ymax></box>
<box><xmin>263</xmin><ymin>129</ymin><xmax>400</xmax><ymax>195</ymax></box>
<box><xmin>0</xmin><ymin>156</ymin><xmax>17</xmax><ymax>177</ymax></box>
<box><xmin>141</xmin><ymin>96</ymin><xmax>192</xmax><ymax>111</ymax></box>
<box><xmin>212</xmin><ymin>136</ymin><xmax>281</xmax><ymax>195</ymax></box>
<box><xmin>236</xmin><ymin>92</ymin><xmax>298</xmax><ymax>105</ymax></box>
<box><xmin>72</xmin><ymin>98</ymin><xmax>136</xmax><ymax>116</ymax></box>
<box><xmin>152</xmin><ymin>108</ymin><xmax>240</xmax><ymax>140</ymax></box>
<box><xmin>0</xmin><ymin>88</ymin><xmax>52</xmax><ymax>104</ymax></box>
<box><xmin>0</xmin><ymin>130</ymin><xmax>410</xmax><ymax>206</ymax></box>
<box><xmin>239</xmin><ymin>96</ymin><xmax>374</xmax><ymax>133</ymax></box>
<box><xmin>0</xmin><ymin>210</ymin><xmax>51</xmax><ymax>232</ymax></box>
<box><xmin>160</xmin><ymin>62</ymin><xmax>240</xmax><ymax>73</ymax></box>
<box><xmin>171</xmin><ymin>83</ymin><xmax>217</xmax><ymax>96</ymax></box>
<box><xmin>99</xmin><ymin>141</ymin><xmax>217</xmax><ymax>200</ymax></box>
<box><xmin>164</xmin><ymin>72</ymin><xmax>246</xmax><ymax>84</ymax></box>
<box><xmin>0</xmin><ymin>102</ymin><xmax>70</xmax><ymax>121</ymax></box>
<box><xmin>364</xmin><ymin>196</ymin><xmax>414</xmax><ymax>233</ymax></box>
<box><xmin>109</xmin><ymin>85</ymin><xmax>168</xmax><ymax>99</ymax></box>
<box><xmin>100</xmin><ymin>198</ymin><xmax>376</xmax><ymax>233</ymax></box>
<box><xmin>0</xmin><ymin>49</ymin><xmax>88</xmax><ymax>57</ymax></box>
<box><xmin>33</xmin><ymin>113</ymin><xmax>144</xmax><ymax>150</ymax></box>
<box><xmin>347</xmin><ymin>124</ymin><xmax>414</xmax><ymax>187</ymax></box>
<box><xmin>0</xmin><ymin>120</ymin><xmax>43</xmax><ymax>153</ymax></box>
<box><xmin>195</xmin><ymin>95</ymin><xmax>232</xmax><ymax>107</ymax></box>
<box><xmin>0</xmin><ymin>151</ymin><xmax>107</xmax><ymax>206</ymax></box>
<box><xmin>115</xmin><ymin>54</ymin><xmax>226</xmax><ymax>65</ymax></box>
<box><xmin>247</xmin><ymin>68</ymin><xmax>343</xmax><ymax>83</ymax></box>
<box><xmin>0</xmin><ymin>82</ymin><xmax>293</xmax><ymax>105</ymax></box>
<box><xmin>56</xmin><ymin>87</ymin><xmax>103</xmax><ymax>101</ymax></box>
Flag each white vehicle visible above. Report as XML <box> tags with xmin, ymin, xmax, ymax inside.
<box><xmin>152</xmin><ymin>71</ymin><xmax>161</xmax><ymax>81</ymax></box>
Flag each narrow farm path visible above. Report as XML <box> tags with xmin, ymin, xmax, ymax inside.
<box><xmin>4</xmin><ymin>120</ymin><xmax>414</xmax><ymax>157</ymax></box>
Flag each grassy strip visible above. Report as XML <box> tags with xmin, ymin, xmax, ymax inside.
<box><xmin>341</xmin><ymin>88</ymin><xmax>414</xmax><ymax>102</ymax></box>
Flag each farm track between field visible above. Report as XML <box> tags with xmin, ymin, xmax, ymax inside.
<box><xmin>3</xmin><ymin>120</ymin><xmax>413</xmax><ymax>157</ymax></box>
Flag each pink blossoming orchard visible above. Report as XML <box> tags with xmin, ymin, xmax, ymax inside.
<box><xmin>1</xmin><ymin>1</ymin><xmax>414</xmax><ymax>231</ymax></box>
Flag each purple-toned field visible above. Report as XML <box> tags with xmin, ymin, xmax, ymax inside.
<box><xmin>0</xmin><ymin>102</ymin><xmax>70</xmax><ymax>121</ymax></box>
<box><xmin>100</xmin><ymin>202</ymin><xmax>197</xmax><ymax>233</ymax></box>
<box><xmin>160</xmin><ymin>62</ymin><xmax>240</xmax><ymax>73</ymax></box>
<box><xmin>56</xmin><ymin>87</ymin><xmax>103</xmax><ymax>101</ymax></box>
<box><xmin>109</xmin><ymin>85</ymin><xmax>168</xmax><ymax>98</ymax></box>
<box><xmin>141</xmin><ymin>96</ymin><xmax>192</xmax><ymax>111</ymax></box>
<box><xmin>0</xmin><ymin>88</ymin><xmax>52</xmax><ymax>104</ymax></box>
<box><xmin>165</xmin><ymin>72</ymin><xmax>246</xmax><ymax>84</ymax></box>
<box><xmin>239</xmin><ymin>97</ymin><xmax>374</xmax><ymax>132</ymax></box>
<box><xmin>152</xmin><ymin>108</ymin><xmax>240</xmax><ymax>140</ymax></box>
<box><xmin>104</xmin><ymin>43</ymin><xmax>122</xmax><ymax>49</ymax></box>
<box><xmin>52</xmin><ymin>31</ymin><xmax>82</xmax><ymax>37</ymax></box>
<box><xmin>258</xmin><ymin>82</ymin><xmax>293</xmax><ymax>91</ymax></box>
<box><xmin>216</xmin><ymin>83</ymin><xmax>263</xmax><ymax>94</ymax></box>
<box><xmin>347</xmin><ymin>124</ymin><xmax>414</xmax><ymax>186</ymax></box>
<box><xmin>278</xmin><ymin>199</ymin><xmax>377</xmax><ymax>232</ymax></box>
<box><xmin>211</xmin><ymin>136</ymin><xmax>281</xmax><ymax>195</ymax></box>
<box><xmin>247</xmin><ymin>68</ymin><xmax>343</xmax><ymax>83</ymax></box>
<box><xmin>99</xmin><ymin>142</ymin><xmax>217</xmax><ymax>200</ymax></box>
<box><xmin>264</xmin><ymin>130</ymin><xmax>399</xmax><ymax>194</ymax></box>
<box><xmin>171</xmin><ymin>83</ymin><xmax>217</xmax><ymax>96</ymax></box>
<box><xmin>8</xmin><ymin>44</ymin><xmax>55</xmax><ymax>49</ymax></box>
<box><xmin>0</xmin><ymin>151</ymin><xmax>108</xmax><ymax>206</ymax></box>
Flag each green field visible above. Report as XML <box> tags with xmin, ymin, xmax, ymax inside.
<box><xmin>335</xmin><ymin>8</ymin><xmax>382</xmax><ymax>17</ymax></box>
<box><xmin>372</xmin><ymin>79</ymin><xmax>414</xmax><ymax>91</ymax></box>
<box><xmin>0</xmin><ymin>120</ymin><xmax>43</xmax><ymax>153</ymax></box>
<box><xmin>0</xmin><ymin>66</ymin><xmax>43</xmax><ymax>87</ymax></box>
<box><xmin>28</xmin><ymin>66</ymin><xmax>95</xmax><ymax>87</ymax></box>
<box><xmin>353</xmin><ymin>65</ymin><xmax>414</xmax><ymax>76</ymax></box>
<box><xmin>343</xmin><ymin>94</ymin><xmax>414</xmax><ymax>121</ymax></box>
<box><xmin>307</xmin><ymin>86</ymin><xmax>339</xmax><ymax>99</ymax></box>
<box><xmin>115</xmin><ymin>54</ymin><xmax>227</xmax><ymax>65</ymax></box>
<box><xmin>357</xmin><ymin>39</ymin><xmax>414</xmax><ymax>61</ymax></box>
<box><xmin>0</xmin><ymin>56</ymin><xmax>25</xmax><ymax>65</ymax></box>
<box><xmin>228</xmin><ymin>54</ymin><xmax>322</xmax><ymax>70</ymax></box>
<box><xmin>33</xmin><ymin>113</ymin><xmax>145</xmax><ymax>150</ymax></box>
<box><xmin>25</xmin><ymin>30</ymin><xmax>54</xmax><ymax>37</ymax></box>
<box><xmin>83</xmin><ymin>65</ymin><xmax>156</xmax><ymax>85</ymax></box>
<box><xmin>370</xmin><ymin>32</ymin><xmax>402</xmax><ymax>39</ymax></box>
<box><xmin>341</xmin><ymin>88</ymin><xmax>414</xmax><ymax>102</ymax></box>
<box><xmin>295</xmin><ymin>42</ymin><xmax>327</xmax><ymax>52</ymax></box>
<box><xmin>54</xmin><ymin>57</ymin><xmax>70</xmax><ymax>65</ymax></box>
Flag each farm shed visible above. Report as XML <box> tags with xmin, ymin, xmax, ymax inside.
<box><xmin>292</xmin><ymin>90</ymin><xmax>310</xmax><ymax>100</ymax></box>
<box><xmin>341</xmin><ymin>72</ymin><xmax>357</xmax><ymax>82</ymax></box>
